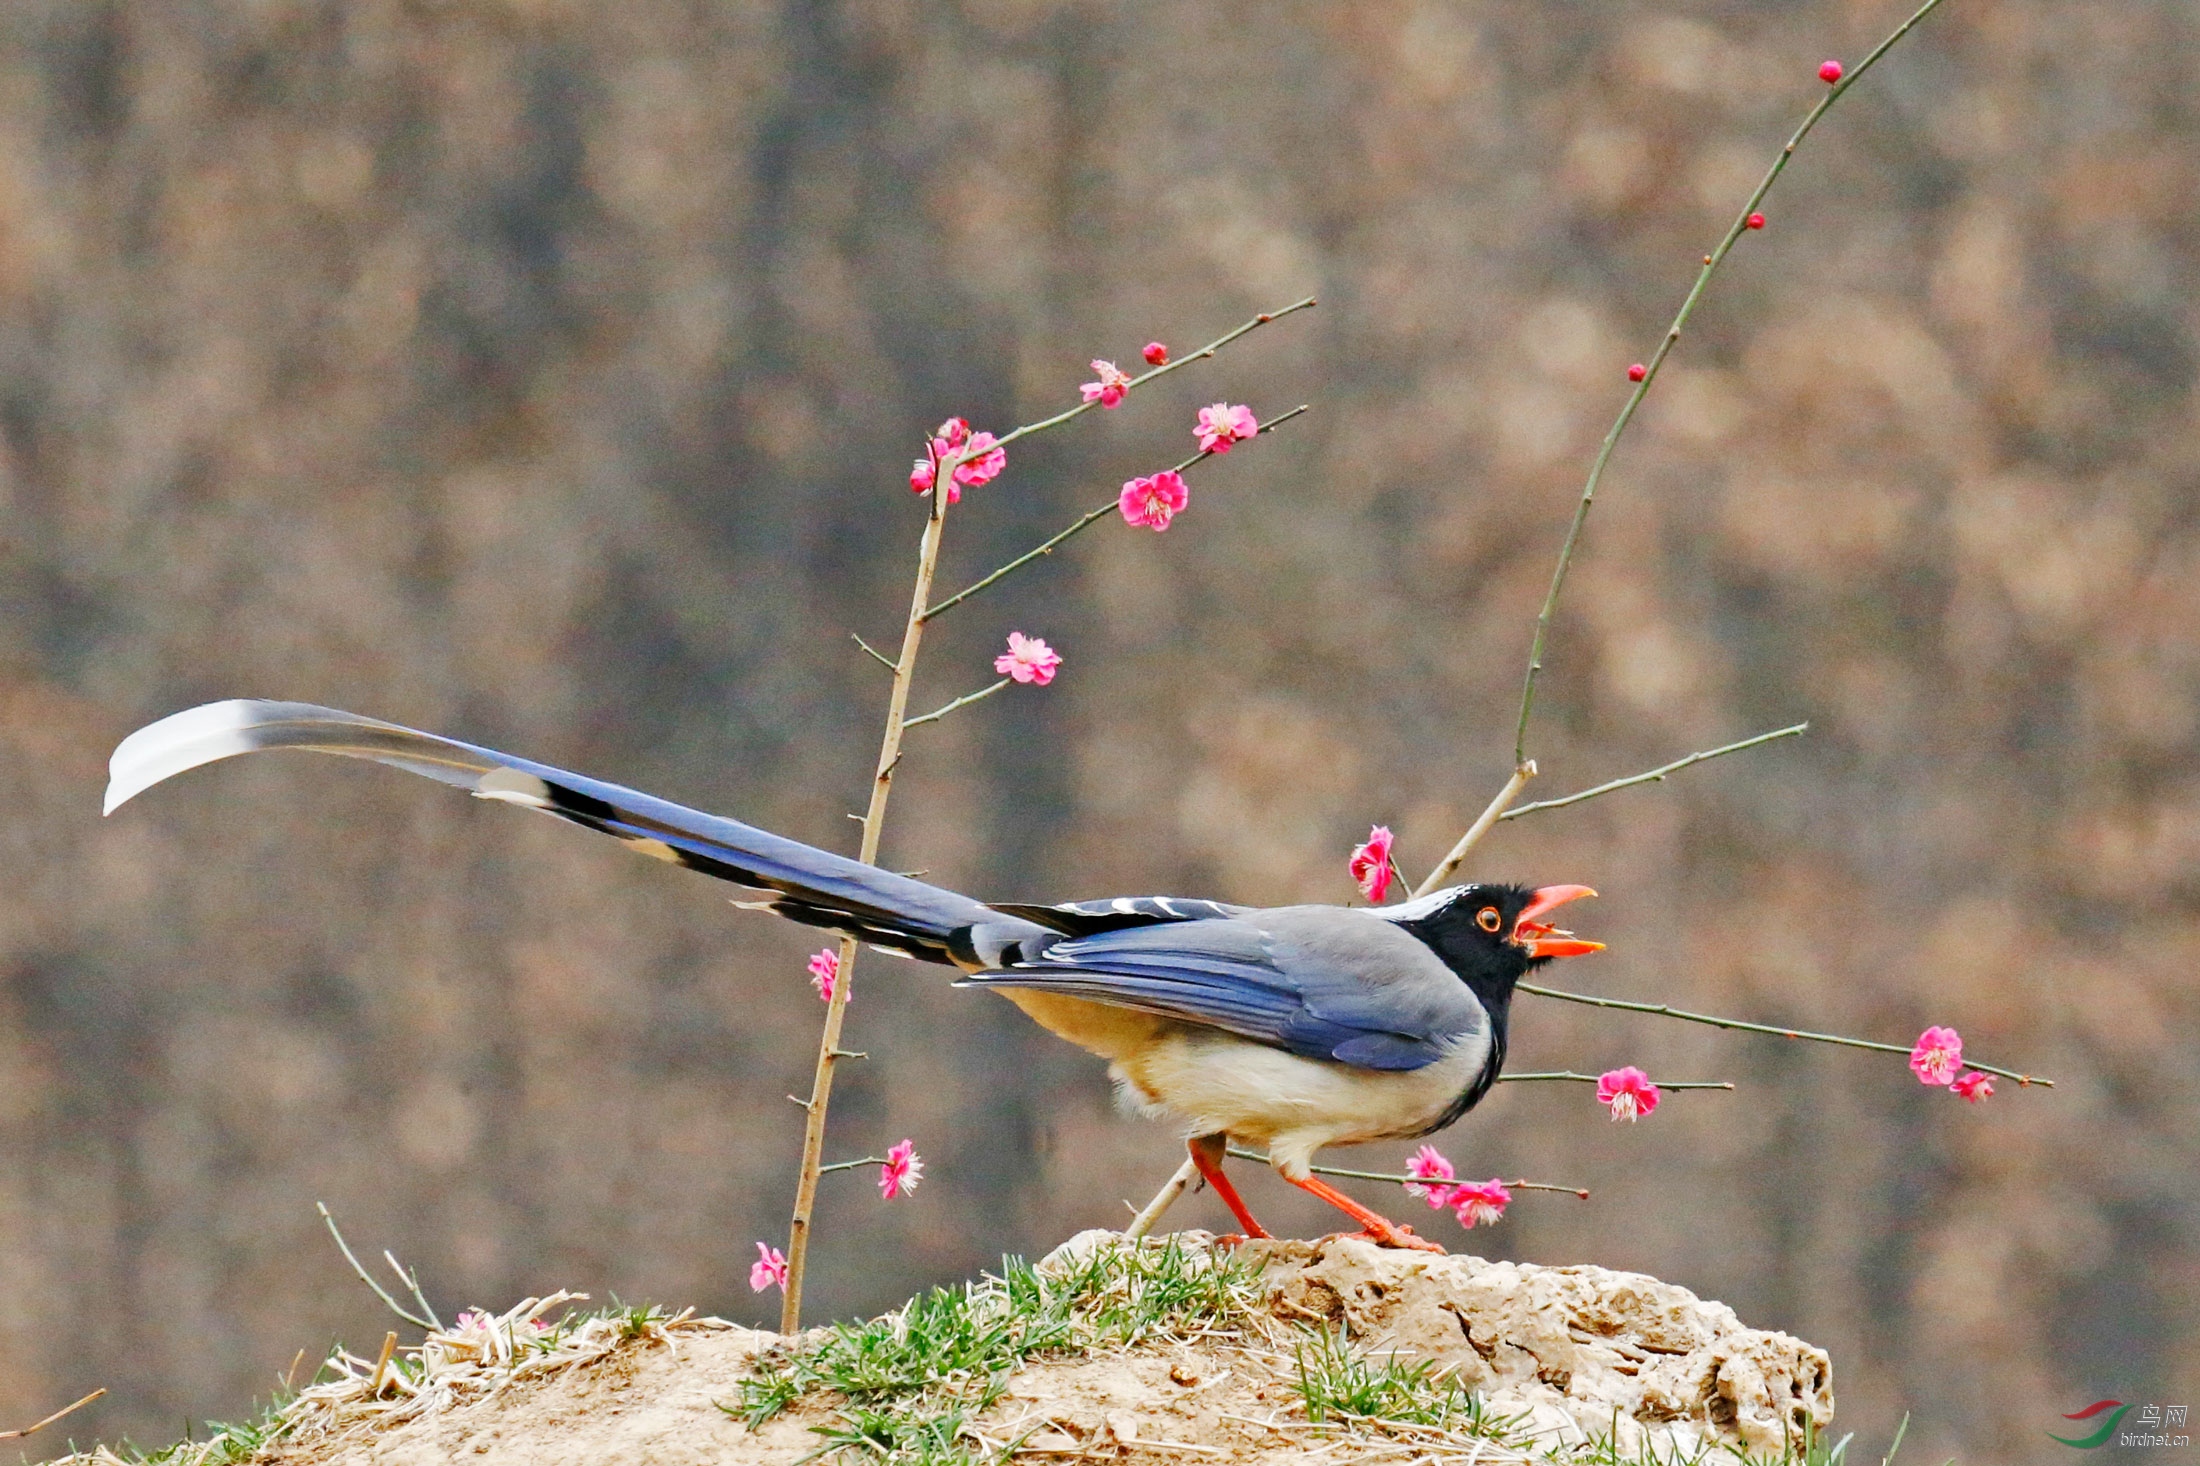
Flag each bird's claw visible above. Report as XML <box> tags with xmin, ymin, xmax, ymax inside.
<box><xmin>1361</xmin><ymin>1222</ymin><xmax>1445</xmax><ymax>1254</ymax></box>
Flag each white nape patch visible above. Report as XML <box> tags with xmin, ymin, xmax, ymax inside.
<box><xmin>1371</xmin><ymin>887</ymin><xmax>1465</xmax><ymax>924</ymax></box>
<box><xmin>472</xmin><ymin>768</ymin><xmax>554</xmax><ymax>809</ymax></box>
<box><xmin>1111</xmin><ymin>898</ymin><xmax>1139</xmax><ymax>913</ymax></box>
<box><xmin>104</xmin><ymin>699</ymin><xmax>264</xmax><ymax>814</ymax></box>
<box><xmin>1154</xmin><ymin>898</ymin><xmax>1185</xmax><ymax>917</ymax></box>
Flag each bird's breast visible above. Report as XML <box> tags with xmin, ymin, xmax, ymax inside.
<box><xmin>1116</xmin><ymin>1028</ymin><xmax>1493</xmax><ymax>1157</ymax></box>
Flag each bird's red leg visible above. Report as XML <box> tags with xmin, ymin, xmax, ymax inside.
<box><xmin>1286</xmin><ymin>1172</ymin><xmax>1445</xmax><ymax>1253</ymax></box>
<box><xmin>1187</xmin><ymin>1134</ymin><xmax>1270</xmax><ymax>1240</ymax></box>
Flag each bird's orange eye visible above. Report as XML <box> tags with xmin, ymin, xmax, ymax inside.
<box><xmin>1476</xmin><ymin>906</ymin><xmax>1502</xmax><ymax>932</ymax></box>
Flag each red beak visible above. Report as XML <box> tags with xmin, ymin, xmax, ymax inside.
<box><xmin>1513</xmin><ymin>884</ymin><xmax>1603</xmax><ymax>959</ymax></box>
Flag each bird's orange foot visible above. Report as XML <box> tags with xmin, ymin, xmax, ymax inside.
<box><xmin>1359</xmin><ymin>1221</ymin><xmax>1445</xmax><ymax>1254</ymax></box>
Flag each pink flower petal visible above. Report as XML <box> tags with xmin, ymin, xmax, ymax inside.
<box><xmin>1403</xmin><ymin>1144</ymin><xmax>1456</xmax><ymax>1208</ymax></box>
<box><xmin>1952</xmin><ymin>1070</ymin><xmax>1995</xmax><ymax>1104</ymax></box>
<box><xmin>880</xmin><ymin>1139</ymin><xmax>925</xmax><ymax>1200</ymax></box>
<box><xmin>1595</xmin><ymin>1066</ymin><xmax>1661</xmax><ymax>1122</ymax></box>
<box><xmin>1909</xmin><ymin>1025</ymin><xmax>1963</xmax><ymax>1086</ymax></box>
<box><xmin>994</xmin><ymin>631</ymin><xmax>1063</xmax><ymax>686</ymax></box>
<box><xmin>1348</xmin><ymin>826</ymin><xmax>1396</xmax><ymax>903</ymax></box>
<box><xmin>1081</xmin><ymin>360</ymin><xmax>1133</xmax><ymax>409</ymax></box>
<box><xmin>1117</xmin><ymin>470</ymin><xmax>1190</xmax><ymax>531</ymax></box>
<box><xmin>1194</xmin><ymin>402</ymin><xmax>1260</xmax><ymax>453</ymax></box>
<box><xmin>951</xmin><ymin>431</ymin><xmax>1006</xmax><ymax>489</ymax></box>
<box><xmin>749</xmin><ymin>1243</ymin><xmax>789</xmax><ymax>1293</ymax></box>
<box><xmin>807</xmin><ymin>948</ymin><xmax>842</xmax><ymax>1004</ymax></box>
<box><xmin>1451</xmin><ymin>1179</ymin><xmax>1511</xmax><ymax>1229</ymax></box>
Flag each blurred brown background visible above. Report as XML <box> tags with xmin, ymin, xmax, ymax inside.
<box><xmin>0</xmin><ymin>0</ymin><xmax>2193</xmax><ymax>1459</ymax></box>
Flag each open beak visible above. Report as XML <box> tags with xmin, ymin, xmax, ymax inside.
<box><xmin>1513</xmin><ymin>884</ymin><xmax>1604</xmax><ymax>960</ymax></box>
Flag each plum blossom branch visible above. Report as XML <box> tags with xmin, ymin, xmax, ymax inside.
<box><xmin>782</xmin><ymin>452</ymin><xmax>956</xmax><ymax>1333</ymax></box>
<box><xmin>850</xmin><ymin>632</ymin><xmax>897</xmax><ymax>670</ymax></box>
<box><xmin>1516</xmin><ymin>983</ymin><xmax>2055</xmax><ymax>1087</ymax></box>
<box><xmin>903</xmin><ymin>677</ymin><xmax>1011</xmax><ymax>730</ymax></box>
<box><xmin>922</xmin><ymin>404</ymin><xmax>1311</xmax><ymax>623</ymax></box>
<box><xmin>1498</xmin><ymin>1070</ymin><xmax>1734</xmax><ymax>1091</ymax></box>
<box><xmin>818</xmin><ymin>1155</ymin><xmax>892</xmax><ymax>1174</ymax></box>
<box><xmin>1499</xmin><ymin>724</ymin><xmax>1808</xmax><ymax>822</ymax></box>
<box><xmin>949</xmin><ymin>297</ymin><xmax>1316</xmax><ymax>468</ymax></box>
<box><xmin>1510</xmin><ymin>0</ymin><xmax>1956</xmax><ymax>768</ymax></box>
<box><xmin>1223</xmin><ymin>1147</ymin><xmax>1588</xmax><ymax>1198</ymax></box>
<box><xmin>1411</xmin><ymin>760</ymin><xmax>1536</xmax><ymax>899</ymax></box>
<box><xmin>0</xmin><ymin>1389</ymin><xmax>107</xmax><ymax>1442</ymax></box>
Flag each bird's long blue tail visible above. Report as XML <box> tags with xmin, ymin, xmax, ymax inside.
<box><xmin>105</xmin><ymin>700</ymin><xmax>1007</xmax><ymax>961</ymax></box>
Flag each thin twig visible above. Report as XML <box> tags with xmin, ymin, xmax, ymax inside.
<box><xmin>1126</xmin><ymin>1156</ymin><xmax>1200</xmax><ymax>1240</ymax></box>
<box><xmin>383</xmin><ymin>1249</ymin><xmax>442</xmax><ymax>1331</ymax></box>
<box><xmin>818</xmin><ymin>1155</ymin><xmax>892</xmax><ymax>1175</ymax></box>
<box><xmin>1412</xmin><ymin>761</ymin><xmax>1534</xmax><ymax>899</ymax></box>
<box><xmin>316</xmin><ymin>1203</ymin><xmax>441</xmax><ymax>1331</ymax></box>
<box><xmin>903</xmin><ymin>677</ymin><xmax>1011</xmax><ymax>731</ymax></box>
<box><xmin>850</xmin><ymin>632</ymin><xmax>897</xmax><ymax>670</ymax></box>
<box><xmin>1224</xmin><ymin>1148</ymin><xmax>1588</xmax><ymax>1198</ymax></box>
<box><xmin>0</xmin><ymin>1389</ymin><xmax>106</xmax><ymax>1441</ymax></box>
<box><xmin>782</xmin><ymin>444</ymin><xmax>953</xmax><ymax>1334</ymax></box>
<box><xmin>1498</xmin><ymin>1071</ymin><xmax>1734</xmax><ymax>1091</ymax></box>
<box><xmin>1499</xmin><ymin>724</ymin><xmax>1807</xmax><ymax>822</ymax></box>
<box><xmin>923</xmin><ymin>404</ymin><xmax>1311</xmax><ymax>622</ymax></box>
<box><xmin>968</xmin><ymin>297</ymin><xmax>1317</xmax><ymax>463</ymax></box>
<box><xmin>1511</xmin><ymin>0</ymin><xmax>1956</xmax><ymax>768</ymax></box>
<box><xmin>1516</xmin><ymin>983</ymin><xmax>2054</xmax><ymax>1087</ymax></box>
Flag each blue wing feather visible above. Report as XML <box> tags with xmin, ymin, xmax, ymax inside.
<box><xmin>956</xmin><ymin>916</ymin><xmax>1455</xmax><ymax>1071</ymax></box>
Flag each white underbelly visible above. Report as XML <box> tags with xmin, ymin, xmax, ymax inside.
<box><xmin>1114</xmin><ymin>1028</ymin><xmax>1490</xmax><ymax>1176</ymax></box>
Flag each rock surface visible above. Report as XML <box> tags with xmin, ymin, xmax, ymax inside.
<box><xmin>1207</xmin><ymin>1231</ymin><xmax>1835</xmax><ymax>1456</ymax></box>
<box><xmin>57</xmin><ymin>1233</ymin><xmax>1830</xmax><ymax>1463</ymax></box>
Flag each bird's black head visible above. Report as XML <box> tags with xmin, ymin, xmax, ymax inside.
<box><xmin>1386</xmin><ymin>883</ymin><xmax>1602</xmax><ymax>1027</ymax></box>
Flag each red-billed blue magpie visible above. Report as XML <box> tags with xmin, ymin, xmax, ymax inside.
<box><xmin>105</xmin><ymin>700</ymin><xmax>1603</xmax><ymax>1250</ymax></box>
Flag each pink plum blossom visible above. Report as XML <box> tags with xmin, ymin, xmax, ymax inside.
<box><xmin>1349</xmin><ymin>826</ymin><xmax>1396</xmax><ymax>903</ymax></box>
<box><xmin>1118</xmin><ymin>470</ymin><xmax>1189</xmax><ymax>530</ymax></box>
<box><xmin>1451</xmin><ymin>1178</ymin><xmax>1512</xmax><ymax>1229</ymax></box>
<box><xmin>750</xmin><ymin>1243</ymin><xmax>789</xmax><ymax>1293</ymax></box>
<box><xmin>1194</xmin><ymin>402</ymin><xmax>1259</xmax><ymax>453</ymax></box>
<box><xmin>1909</xmin><ymin>1025</ymin><xmax>1964</xmax><ymax>1086</ymax></box>
<box><xmin>880</xmin><ymin>1139</ymin><xmax>925</xmax><ymax>1200</ymax></box>
<box><xmin>1595</xmin><ymin>1066</ymin><xmax>1661</xmax><ymax>1122</ymax></box>
<box><xmin>808</xmin><ymin>948</ymin><xmax>842</xmax><ymax>1003</ymax></box>
<box><xmin>1143</xmin><ymin>341</ymin><xmax>1169</xmax><ymax>366</ymax></box>
<box><xmin>1952</xmin><ymin>1070</ymin><xmax>1995</xmax><ymax>1104</ymax></box>
<box><xmin>995</xmin><ymin>632</ymin><xmax>1062</xmax><ymax>686</ymax></box>
<box><xmin>952</xmin><ymin>431</ymin><xmax>1006</xmax><ymax>489</ymax></box>
<box><xmin>1081</xmin><ymin>359</ymin><xmax>1134</xmax><ymax>408</ymax></box>
<box><xmin>908</xmin><ymin>420</ymin><xmax>1003</xmax><ymax>505</ymax></box>
<box><xmin>1403</xmin><ymin>1144</ymin><xmax>1457</xmax><ymax>1209</ymax></box>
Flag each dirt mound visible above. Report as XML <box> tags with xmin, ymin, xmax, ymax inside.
<box><xmin>50</xmin><ymin>1233</ymin><xmax>1830</xmax><ymax>1464</ymax></box>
